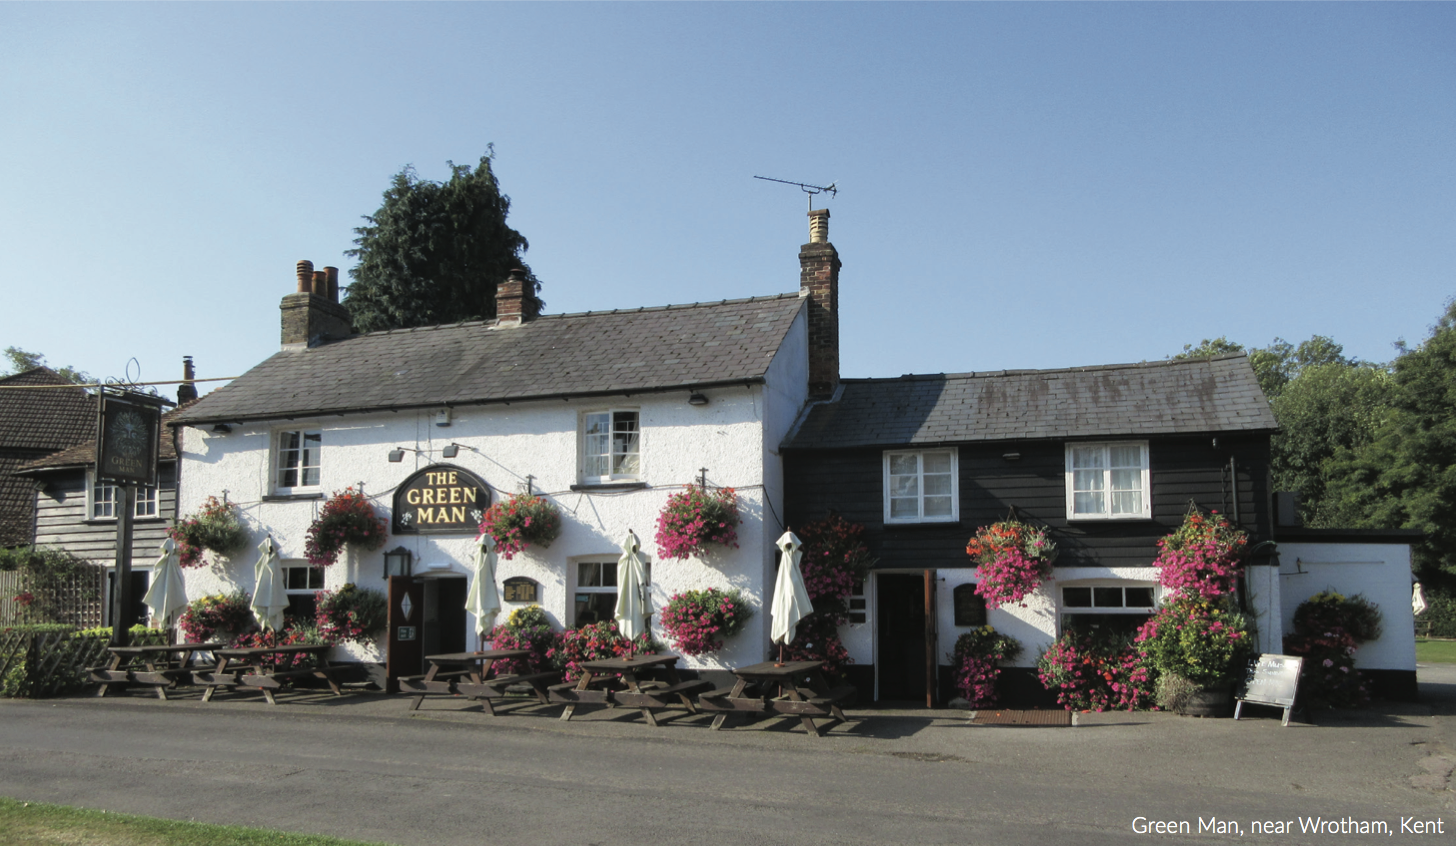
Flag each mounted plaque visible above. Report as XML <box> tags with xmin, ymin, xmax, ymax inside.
<box><xmin>503</xmin><ymin>577</ymin><xmax>539</xmax><ymax>603</ymax></box>
<box><xmin>392</xmin><ymin>464</ymin><xmax>491</xmax><ymax>534</ymax></box>
<box><xmin>953</xmin><ymin>583</ymin><xmax>987</xmax><ymax>627</ymax></box>
<box><xmin>95</xmin><ymin>388</ymin><xmax>165</xmax><ymax>486</ymax></box>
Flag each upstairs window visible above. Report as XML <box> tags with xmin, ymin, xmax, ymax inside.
<box><xmin>1066</xmin><ymin>442</ymin><xmax>1149</xmax><ymax>519</ymax></box>
<box><xmin>582</xmin><ymin>411</ymin><xmax>640</xmax><ymax>482</ymax></box>
<box><xmin>883</xmin><ymin>449</ymin><xmax>958</xmax><ymax>524</ymax></box>
<box><xmin>275</xmin><ymin>429</ymin><xmax>321</xmax><ymax>493</ymax></box>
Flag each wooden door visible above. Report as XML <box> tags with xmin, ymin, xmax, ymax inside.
<box><xmin>876</xmin><ymin>573</ymin><xmax>926</xmax><ymax>702</ymax></box>
<box><xmin>386</xmin><ymin>576</ymin><xmax>424</xmax><ymax>691</ymax></box>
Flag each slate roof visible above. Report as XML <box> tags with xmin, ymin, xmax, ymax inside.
<box><xmin>0</xmin><ymin>368</ymin><xmax>95</xmax><ymax>450</ymax></box>
<box><xmin>172</xmin><ymin>295</ymin><xmax>807</xmax><ymax>425</ymax></box>
<box><xmin>784</xmin><ymin>353</ymin><xmax>1276</xmax><ymax>450</ymax></box>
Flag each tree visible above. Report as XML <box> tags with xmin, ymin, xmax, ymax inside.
<box><xmin>342</xmin><ymin>151</ymin><xmax>542</xmax><ymax>333</ymax></box>
<box><xmin>3</xmin><ymin>346</ymin><xmax>90</xmax><ymax>385</ymax></box>
<box><xmin>1320</xmin><ymin>300</ymin><xmax>1456</xmax><ymax>579</ymax></box>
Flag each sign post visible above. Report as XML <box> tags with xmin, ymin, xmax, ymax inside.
<box><xmin>95</xmin><ymin>388</ymin><xmax>166</xmax><ymax>647</ymax></box>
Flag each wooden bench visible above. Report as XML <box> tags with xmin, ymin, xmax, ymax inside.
<box><xmin>548</xmin><ymin>681</ymin><xmax>614</xmax><ymax>706</ymax></box>
<box><xmin>614</xmin><ymin>679</ymin><xmax>713</xmax><ymax>710</ymax></box>
<box><xmin>239</xmin><ymin>666</ymin><xmax>347</xmax><ymax>704</ymax></box>
<box><xmin>196</xmin><ymin>666</ymin><xmax>255</xmax><ymax>701</ymax></box>
<box><xmin>399</xmin><ymin>669</ymin><xmax>474</xmax><ymax>701</ymax></box>
<box><xmin>454</xmin><ymin>670</ymin><xmax>560</xmax><ymax>715</ymax></box>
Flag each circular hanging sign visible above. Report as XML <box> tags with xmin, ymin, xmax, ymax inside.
<box><xmin>392</xmin><ymin>464</ymin><xmax>492</xmax><ymax>535</ymax></box>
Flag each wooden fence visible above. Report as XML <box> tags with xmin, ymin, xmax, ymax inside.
<box><xmin>0</xmin><ymin>628</ymin><xmax>173</xmax><ymax>698</ymax></box>
<box><xmin>0</xmin><ymin>567</ymin><xmax>106</xmax><ymax>628</ymax></box>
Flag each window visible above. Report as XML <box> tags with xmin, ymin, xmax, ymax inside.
<box><xmin>283</xmin><ymin>563</ymin><xmax>324</xmax><ymax>623</ymax></box>
<box><xmin>582</xmin><ymin>411</ymin><xmax>640</xmax><ymax>482</ymax></box>
<box><xmin>90</xmin><ymin>474</ymin><xmax>159</xmax><ymax>520</ymax></box>
<box><xmin>276</xmin><ymin>429</ymin><xmax>321</xmax><ymax>492</ymax></box>
<box><xmin>883</xmin><ymin>449</ymin><xmax>958</xmax><ymax>524</ymax></box>
<box><xmin>1060</xmin><ymin>581</ymin><xmax>1156</xmax><ymax>638</ymax></box>
<box><xmin>1065</xmin><ymin>442</ymin><xmax>1149</xmax><ymax>519</ymax></box>
<box><xmin>574</xmin><ymin>559</ymin><xmax>618</xmax><ymax>626</ymax></box>
<box><xmin>848</xmin><ymin>578</ymin><xmax>867</xmax><ymax>624</ymax></box>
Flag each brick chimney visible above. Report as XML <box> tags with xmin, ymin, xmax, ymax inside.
<box><xmin>800</xmin><ymin>209</ymin><xmax>840</xmax><ymax>399</ymax></box>
<box><xmin>176</xmin><ymin>356</ymin><xmax>198</xmax><ymax>404</ymax></box>
<box><xmin>281</xmin><ymin>259</ymin><xmax>352</xmax><ymax>348</ymax></box>
<box><xmin>495</xmin><ymin>267</ymin><xmax>541</xmax><ymax>327</ymax></box>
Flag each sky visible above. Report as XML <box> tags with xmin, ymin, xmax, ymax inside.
<box><xmin>2</xmin><ymin>3</ymin><xmax>1453</xmax><ymax>397</ymax></box>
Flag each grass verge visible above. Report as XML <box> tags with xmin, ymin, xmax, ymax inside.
<box><xmin>1415</xmin><ymin>638</ymin><xmax>1456</xmax><ymax>665</ymax></box>
<box><xmin>0</xmin><ymin>796</ymin><xmax>390</xmax><ymax>846</ymax></box>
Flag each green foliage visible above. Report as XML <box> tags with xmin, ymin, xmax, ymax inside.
<box><xmin>0</xmin><ymin>796</ymin><xmax>389</xmax><ymax>846</ymax></box>
<box><xmin>0</xmin><ymin>546</ymin><xmax>102</xmax><ymax>624</ymax></box>
<box><xmin>1136</xmin><ymin>595</ymin><xmax>1253</xmax><ymax>687</ymax></box>
<box><xmin>489</xmin><ymin>604</ymin><xmax>557</xmax><ymax>674</ymax></box>
<box><xmin>314</xmin><ymin>584</ymin><xmax>387</xmax><ymax>644</ymax></box>
<box><xmin>343</xmin><ymin>151</ymin><xmax>541</xmax><ymax>332</ymax></box>
<box><xmin>170</xmin><ymin>496</ymin><xmax>249</xmax><ymax>568</ymax></box>
<box><xmin>1416</xmin><ymin>590</ymin><xmax>1456</xmax><ymax>639</ymax></box>
<box><xmin>2</xmin><ymin>346</ymin><xmax>90</xmax><ymax>384</ymax></box>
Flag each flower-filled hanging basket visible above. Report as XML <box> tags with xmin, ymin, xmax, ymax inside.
<box><xmin>965</xmin><ymin>519</ymin><xmax>1057</xmax><ymax>608</ymax></box>
<box><xmin>1153</xmin><ymin>506</ymin><xmax>1248</xmax><ymax>599</ymax></box>
<box><xmin>659</xmin><ymin>588</ymin><xmax>752</xmax><ymax>656</ymax></box>
<box><xmin>168</xmin><ymin>496</ymin><xmax>248</xmax><ymax>568</ymax></box>
<box><xmin>304</xmin><ymin>488</ymin><xmax>387</xmax><ymax>567</ymax></box>
<box><xmin>479</xmin><ymin>493</ymin><xmax>562</xmax><ymax>560</ymax></box>
<box><xmin>654</xmin><ymin>485</ymin><xmax>740</xmax><ymax>561</ymax></box>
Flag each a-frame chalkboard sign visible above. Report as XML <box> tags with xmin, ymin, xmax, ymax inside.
<box><xmin>1235</xmin><ymin>653</ymin><xmax>1304</xmax><ymax>726</ymax></box>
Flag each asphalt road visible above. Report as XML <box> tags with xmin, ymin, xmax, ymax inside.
<box><xmin>0</xmin><ymin>669</ymin><xmax>1452</xmax><ymax>846</ymax></box>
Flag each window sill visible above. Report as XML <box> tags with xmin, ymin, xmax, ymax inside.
<box><xmin>263</xmin><ymin>492</ymin><xmax>325</xmax><ymax>502</ymax></box>
<box><xmin>883</xmin><ymin>519</ymin><xmax>962</xmax><ymax>530</ymax></box>
<box><xmin>1065</xmin><ymin>515</ymin><xmax>1155</xmax><ymax>523</ymax></box>
<box><xmin>570</xmin><ymin>481</ymin><xmax>649</xmax><ymax>493</ymax></box>
<box><xmin>83</xmin><ymin>518</ymin><xmax>169</xmax><ymax>526</ymax></box>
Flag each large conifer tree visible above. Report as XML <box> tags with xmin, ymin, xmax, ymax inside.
<box><xmin>343</xmin><ymin>151</ymin><xmax>541</xmax><ymax>332</ymax></box>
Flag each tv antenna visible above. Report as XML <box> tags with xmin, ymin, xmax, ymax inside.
<box><xmin>754</xmin><ymin>175</ymin><xmax>837</xmax><ymax>210</ymax></box>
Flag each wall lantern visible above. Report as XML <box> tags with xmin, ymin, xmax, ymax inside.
<box><xmin>383</xmin><ymin>546</ymin><xmax>413</xmax><ymax>578</ymax></box>
<box><xmin>1002</xmin><ymin>452</ymin><xmax>1021</xmax><ymax>461</ymax></box>
<box><xmin>441</xmin><ymin>443</ymin><xmax>459</xmax><ymax>458</ymax></box>
<box><xmin>688</xmin><ymin>392</ymin><xmax>709</xmax><ymax>406</ymax></box>
<box><xmin>211</xmin><ymin>423</ymin><xmax>232</xmax><ymax>434</ymax></box>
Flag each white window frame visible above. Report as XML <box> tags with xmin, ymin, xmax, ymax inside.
<box><xmin>882</xmin><ymin>448</ymin><xmax>959</xmax><ymax>524</ymax></box>
<box><xmin>274</xmin><ymin>429</ymin><xmax>322</xmax><ymax>494</ymax></box>
<box><xmin>88</xmin><ymin>471</ymin><xmax>159</xmax><ymax>520</ymax></box>
<box><xmin>1059</xmin><ymin>581</ymin><xmax>1159</xmax><ymax>615</ymax></box>
<box><xmin>1064</xmin><ymin>441</ymin><xmax>1150</xmax><ymax>520</ymax></box>
<box><xmin>580</xmin><ymin>409</ymin><xmax>641</xmax><ymax>483</ymax></box>
<box><xmin>573</xmin><ymin>557</ymin><xmax>619</xmax><ymax>627</ymax></box>
<box><xmin>283</xmin><ymin>562</ymin><xmax>325</xmax><ymax>622</ymax></box>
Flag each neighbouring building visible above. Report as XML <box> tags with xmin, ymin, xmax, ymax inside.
<box><xmin>0</xmin><ymin>367</ymin><xmax>96</xmax><ymax>548</ymax></box>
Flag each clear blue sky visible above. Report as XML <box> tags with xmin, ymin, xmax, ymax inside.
<box><xmin>3</xmin><ymin>3</ymin><xmax>1453</xmax><ymax>394</ymax></box>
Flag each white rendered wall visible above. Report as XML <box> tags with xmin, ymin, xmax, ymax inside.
<box><xmin>175</xmin><ymin>387</ymin><xmax>783</xmax><ymax>668</ymax></box>
<box><xmin>1277</xmin><ymin>542</ymin><xmax>1417</xmax><ymax>672</ymax></box>
<box><xmin>758</xmin><ymin>306</ymin><xmax>808</xmax><ymax>656</ymax></box>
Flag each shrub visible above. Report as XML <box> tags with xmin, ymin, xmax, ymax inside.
<box><xmin>659</xmin><ymin>588</ymin><xmax>751</xmax><ymax>656</ymax></box>
<box><xmin>479</xmin><ymin>493</ymin><xmax>562</xmax><ymax>560</ymax></box>
<box><xmin>654</xmin><ymin>485</ymin><xmax>740</xmax><ymax>560</ymax></box>
<box><xmin>178</xmin><ymin>591</ymin><xmax>256</xmax><ymax>643</ymax></box>
<box><xmin>1416</xmin><ymin>590</ymin><xmax>1456</xmax><ymax>638</ymax></box>
<box><xmin>231</xmin><ymin>625</ymin><xmax>328</xmax><ymax>670</ymax></box>
<box><xmin>547</xmin><ymin>619</ymin><xmax>655</xmax><ymax>682</ymax></box>
<box><xmin>304</xmin><ymin>488</ymin><xmax>388</xmax><ymax>567</ymax></box>
<box><xmin>1153</xmin><ymin>507</ymin><xmax>1247</xmax><ymax>599</ymax></box>
<box><xmin>169</xmin><ymin>496</ymin><xmax>248</xmax><ymax>568</ymax></box>
<box><xmin>1283</xmin><ymin>590</ymin><xmax>1383</xmax><ymax>709</ymax></box>
<box><xmin>965</xmin><ymin>520</ymin><xmax>1057</xmax><ymax>608</ymax></box>
<box><xmin>314</xmin><ymin>584</ymin><xmax>386</xmax><ymax>644</ymax></box>
<box><xmin>489</xmin><ymin>605</ymin><xmax>557</xmax><ymax>674</ymax></box>
<box><xmin>777</xmin><ymin>515</ymin><xmax>873</xmax><ymax>677</ymax></box>
<box><xmin>951</xmin><ymin>626</ymin><xmax>1022</xmax><ymax>708</ymax></box>
<box><xmin>0</xmin><ymin>547</ymin><xmax>102</xmax><ymax>625</ymax></box>
<box><xmin>1037</xmin><ymin>629</ymin><xmax>1152</xmax><ymax>712</ymax></box>
<box><xmin>1135</xmin><ymin>595</ymin><xmax>1252</xmax><ymax>687</ymax></box>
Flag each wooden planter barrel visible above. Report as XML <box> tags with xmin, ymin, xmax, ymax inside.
<box><xmin>1179</xmin><ymin>681</ymin><xmax>1234</xmax><ymax>717</ymax></box>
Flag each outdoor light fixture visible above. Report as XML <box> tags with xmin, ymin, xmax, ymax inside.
<box><xmin>388</xmin><ymin>448</ymin><xmax>406</xmax><ymax>463</ymax></box>
<box><xmin>383</xmin><ymin>546</ymin><xmax>413</xmax><ymax>579</ymax></box>
<box><xmin>1002</xmin><ymin>452</ymin><xmax>1021</xmax><ymax>461</ymax></box>
<box><xmin>688</xmin><ymin>392</ymin><xmax>709</xmax><ymax>406</ymax></box>
<box><xmin>441</xmin><ymin>444</ymin><xmax>459</xmax><ymax>458</ymax></box>
<box><xmin>211</xmin><ymin>423</ymin><xmax>232</xmax><ymax>434</ymax></box>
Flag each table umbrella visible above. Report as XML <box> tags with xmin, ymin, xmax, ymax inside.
<box><xmin>141</xmin><ymin>537</ymin><xmax>188</xmax><ymax>630</ymax></box>
<box><xmin>250</xmin><ymin>536</ymin><xmax>289</xmax><ymax>632</ymax></box>
<box><xmin>770</xmin><ymin>530</ymin><xmax>813</xmax><ymax>648</ymax></box>
<box><xmin>614</xmin><ymin>529</ymin><xmax>648</xmax><ymax>642</ymax></box>
<box><xmin>467</xmin><ymin>534</ymin><xmax>501</xmax><ymax>647</ymax></box>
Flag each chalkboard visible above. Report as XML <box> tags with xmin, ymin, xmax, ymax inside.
<box><xmin>1235</xmin><ymin>653</ymin><xmax>1304</xmax><ymax>726</ymax></box>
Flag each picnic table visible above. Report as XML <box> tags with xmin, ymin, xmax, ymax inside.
<box><xmin>197</xmin><ymin>644</ymin><xmax>345</xmax><ymax>705</ymax></box>
<box><xmin>400</xmin><ymin>649</ymin><xmax>559</xmax><ymax>715</ymax></box>
<box><xmin>698</xmin><ymin>660</ymin><xmax>856</xmax><ymax>737</ymax></box>
<box><xmin>91</xmin><ymin>642</ymin><xmax>225</xmax><ymax>699</ymax></box>
<box><xmin>550</xmin><ymin>653</ymin><xmax>711</xmax><ymax>726</ymax></box>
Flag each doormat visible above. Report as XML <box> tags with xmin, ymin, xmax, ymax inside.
<box><xmin>971</xmin><ymin>709</ymin><xmax>1073</xmax><ymax>727</ymax></box>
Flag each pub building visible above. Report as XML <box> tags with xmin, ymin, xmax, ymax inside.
<box><xmin>169</xmin><ymin>214</ymin><xmax>1418</xmax><ymax>704</ymax></box>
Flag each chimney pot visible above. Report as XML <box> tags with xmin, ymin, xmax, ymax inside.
<box><xmin>282</xmin><ymin>259</ymin><xmax>352</xmax><ymax>347</ymax></box>
<box><xmin>324</xmin><ymin>266</ymin><xmax>339</xmax><ymax>302</ymax></box>
<box><xmin>495</xmin><ymin>266</ymin><xmax>540</xmax><ymax>327</ymax></box>
<box><xmin>296</xmin><ymin>260</ymin><xmax>314</xmax><ymax>293</ymax></box>
<box><xmin>808</xmin><ymin>208</ymin><xmax>830</xmax><ymax>244</ymax></box>
<box><xmin>177</xmin><ymin>356</ymin><xmax>198</xmax><ymax>404</ymax></box>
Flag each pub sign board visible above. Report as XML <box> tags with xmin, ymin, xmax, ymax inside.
<box><xmin>95</xmin><ymin>388</ymin><xmax>165</xmax><ymax>486</ymax></box>
<box><xmin>393</xmin><ymin>464</ymin><xmax>492</xmax><ymax>534</ymax></box>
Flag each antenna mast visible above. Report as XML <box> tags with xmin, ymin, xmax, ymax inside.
<box><xmin>754</xmin><ymin>175</ymin><xmax>838</xmax><ymax>210</ymax></box>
